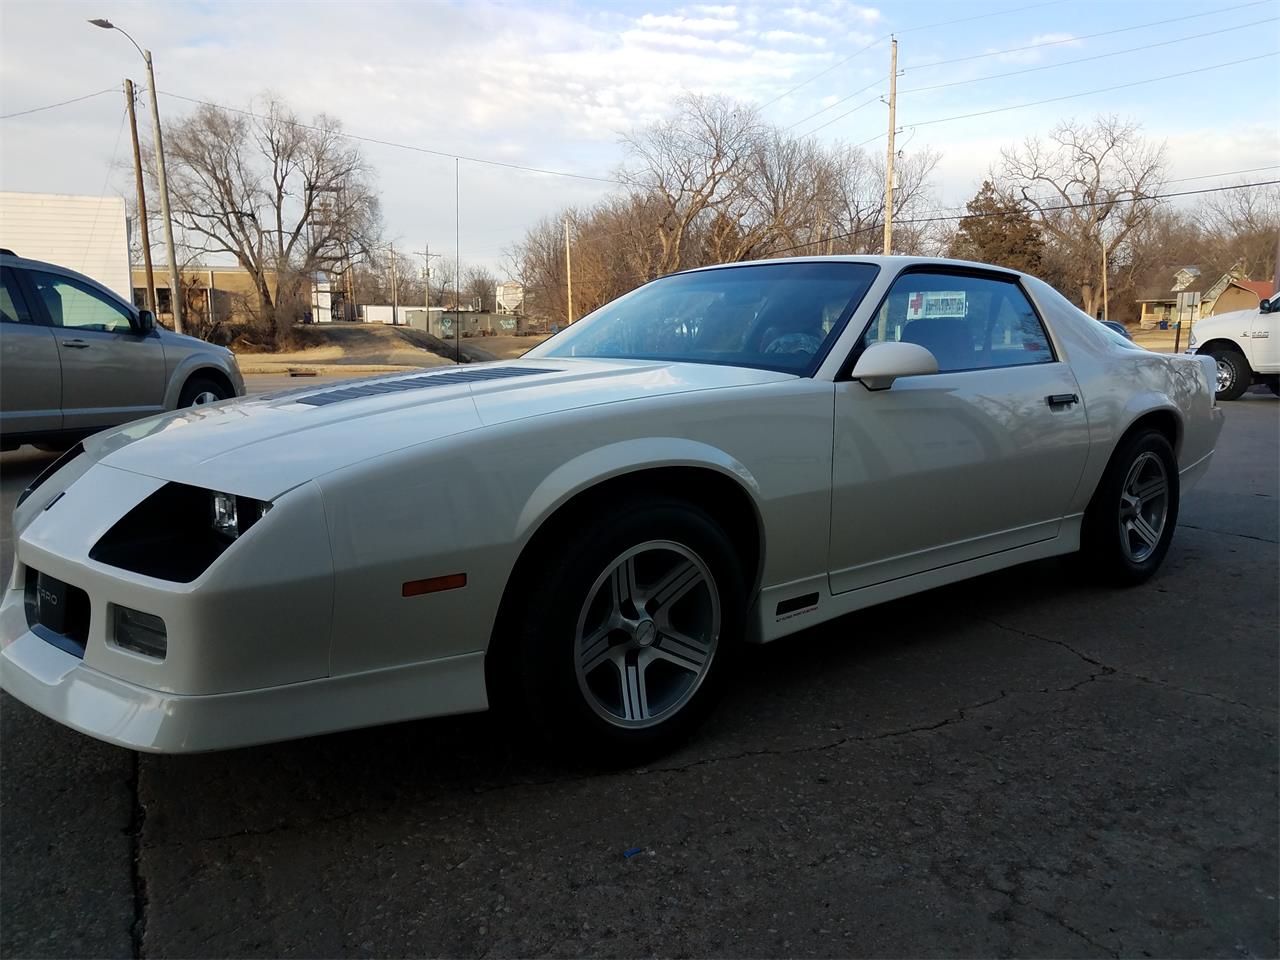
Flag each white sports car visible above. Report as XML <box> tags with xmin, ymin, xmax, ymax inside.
<box><xmin>1</xmin><ymin>257</ymin><xmax>1223</xmax><ymax>760</ymax></box>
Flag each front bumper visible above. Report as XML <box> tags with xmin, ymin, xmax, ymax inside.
<box><xmin>1</xmin><ymin>624</ymin><xmax>485</xmax><ymax>752</ymax></box>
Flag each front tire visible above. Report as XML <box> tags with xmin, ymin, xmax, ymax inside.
<box><xmin>1207</xmin><ymin>347</ymin><xmax>1250</xmax><ymax>401</ymax></box>
<box><xmin>178</xmin><ymin>375</ymin><xmax>231</xmax><ymax>408</ymax></box>
<box><xmin>503</xmin><ymin>498</ymin><xmax>746</xmax><ymax>765</ymax></box>
<box><xmin>1081</xmin><ymin>429</ymin><xmax>1179</xmax><ymax>585</ymax></box>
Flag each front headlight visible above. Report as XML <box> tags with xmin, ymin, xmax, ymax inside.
<box><xmin>1187</xmin><ymin>330</ymin><xmax>1197</xmax><ymax>349</ymax></box>
<box><xmin>211</xmin><ymin>491</ymin><xmax>269</xmax><ymax>541</ymax></box>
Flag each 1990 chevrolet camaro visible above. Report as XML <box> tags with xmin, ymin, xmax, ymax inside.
<box><xmin>1</xmin><ymin>257</ymin><xmax>1223</xmax><ymax>760</ymax></box>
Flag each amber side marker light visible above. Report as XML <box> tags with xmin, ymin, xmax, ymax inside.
<box><xmin>402</xmin><ymin>573</ymin><xmax>467</xmax><ymax>597</ymax></box>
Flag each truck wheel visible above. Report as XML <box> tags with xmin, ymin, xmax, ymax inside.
<box><xmin>1207</xmin><ymin>347</ymin><xmax>1250</xmax><ymax>401</ymax></box>
<box><xmin>1081</xmin><ymin>429</ymin><xmax>1179</xmax><ymax>586</ymax></box>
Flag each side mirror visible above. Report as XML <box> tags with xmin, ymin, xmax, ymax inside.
<box><xmin>1260</xmin><ymin>298</ymin><xmax>1272</xmax><ymax>315</ymax></box>
<box><xmin>850</xmin><ymin>341</ymin><xmax>939</xmax><ymax>391</ymax></box>
<box><xmin>137</xmin><ymin>309</ymin><xmax>156</xmax><ymax>332</ymax></box>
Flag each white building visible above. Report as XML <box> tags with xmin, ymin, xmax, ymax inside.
<box><xmin>496</xmin><ymin>280</ymin><xmax>524</xmax><ymax>314</ymax></box>
<box><xmin>0</xmin><ymin>192</ymin><xmax>132</xmax><ymax>300</ymax></box>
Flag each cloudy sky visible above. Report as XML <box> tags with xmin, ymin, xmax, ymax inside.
<box><xmin>2</xmin><ymin>0</ymin><xmax>1277</xmax><ymax>273</ymax></box>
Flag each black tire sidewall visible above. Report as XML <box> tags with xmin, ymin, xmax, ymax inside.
<box><xmin>1209</xmin><ymin>348</ymin><xmax>1250</xmax><ymax>401</ymax></box>
<box><xmin>512</xmin><ymin>498</ymin><xmax>746</xmax><ymax>763</ymax></box>
<box><xmin>179</xmin><ymin>376</ymin><xmax>229</xmax><ymax>407</ymax></box>
<box><xmin>1083</xmin><ymin>429</ymin><xmax>1180</xmax><ymax>585</ymax></box>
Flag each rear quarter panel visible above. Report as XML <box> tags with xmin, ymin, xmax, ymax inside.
<box><xmin>1024</xmin><ymin>276</ymin><xmax>1221</xmax><ymax>515</ymax></box>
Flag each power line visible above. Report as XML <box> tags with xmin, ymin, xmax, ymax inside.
<box><xmin>0</xmin><ymin>87</ymin><xmax>118</xmax><ymax>120</ymax></box>
<box><xmin>905</xmin><ymin>0</ymin><xmax>1271</xmax><ymax>73</ymax></box>
<box><xmin>766</xmin><ymin>179</ymin><xmax>1280</xmax><ymax>257</ymax></box>
<box><xmin>908</xmin><ymin>51</ymin><xmax>1278</xmax><ymax>128</ymax></box>
<box><xmin>758</xmin><ymin>0</ymin><xmax>1070</xmax><ymax>109</ymax></box>
<box><xmin>798</xmin><ymin>94</ymin><xmax>884</xmax><ymax>138</ymax></box>
<box><xmin>784</xmin><ymin>80</ymin><xmax>883</xmax><ymax>132</ymax></box>
<box><xmin>159</xmin><ymin>91</ymin><xmax>627</xmax><ymax>186</ymax></box>
<box><xmin>898</xmin><ymin>16</ymin><xmax>1278</xmax><ymax>96</ymax></box>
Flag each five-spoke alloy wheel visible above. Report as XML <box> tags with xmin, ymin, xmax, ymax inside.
<box><xmin>1082</xmin><ymin>428</ymin><xmax>1179</xmax><ymax>584</ymax></box>
<box><xmin>499</xmin><ymin>496</ymin><xmax>745</xmax><ymax>764</ymax></box>
<box><xmin>575</xmin><ymin>541</ymin><xmax>721</xmax><ymax>728</ymax></box>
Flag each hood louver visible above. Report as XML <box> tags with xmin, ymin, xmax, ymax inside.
<box><xmin>294</xmin><ymin>366</ymin><xmax>560</xmax><ymax>407</ymax></box>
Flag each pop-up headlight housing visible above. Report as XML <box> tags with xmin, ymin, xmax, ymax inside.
<box><xmin>90</xmin><ymin>484</ymin><xmax>271</xmax><ymax>583</ymax></box>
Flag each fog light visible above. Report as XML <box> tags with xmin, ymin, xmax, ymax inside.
<box><xmin>212</xmin><ymin>491</ymin><xmax>239</xmax><ymax>540</ymax></box>
<box><xmin>113</xmin><ymin>606</ymin><xmax>167</xmax><ymax>660</ymax></box>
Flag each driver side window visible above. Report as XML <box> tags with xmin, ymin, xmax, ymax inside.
<box><xmin>27</xmin><ymin>271</ymin><xmax>135</xmax><ymax>334</ymax></box>
<box><xmin>862</xmin><ymin>272</ymin><xmax>1054</xmax><ymax>373</ymax></box>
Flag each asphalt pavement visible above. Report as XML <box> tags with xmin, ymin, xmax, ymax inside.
<box><xmin>1</xmin><ymin>392</ymin><xmax>1276</xmax><ymax>958</ymax></box>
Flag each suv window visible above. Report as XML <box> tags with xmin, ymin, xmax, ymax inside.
<box><xmin>861</xmin><ymin>271</ymin><xmax>1054</xmax><ymax>373</ymax></box>
<box><xmin>0</xmin><ymin>267</ymin><xmax>33</xmax><ymax>324</ymax></box>
<box><xmin>27</xmin><ymin>270</ymin><xmax>135</xmax><ymax>333</ymax></box>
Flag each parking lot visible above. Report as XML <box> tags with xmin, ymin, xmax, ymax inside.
<box><xmin>1</xmin><ymin>391</ymin><xmax>1276</xmax><ymax>959</ymax></box>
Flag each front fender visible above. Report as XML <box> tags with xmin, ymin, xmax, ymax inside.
<box><xmin>162</xmin><ymin>354</ymin><xmax>242</xmax><ymax>409</ymax></box>
<box><xmin>514</xmin><ymin>436</ymin><xmax>762</xmax><ymax>546</ymax></box>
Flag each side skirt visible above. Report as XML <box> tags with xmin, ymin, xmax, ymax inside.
<box><xmin>749</xmin><ymin>516</ymin><xmax>1082</xmax><ymax>644</ymax></box>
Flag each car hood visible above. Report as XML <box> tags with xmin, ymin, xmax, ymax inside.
<box><xmin>85</xmin><ymin>358</ymin><xmax>793</xmax><ymax>500</ymax></box>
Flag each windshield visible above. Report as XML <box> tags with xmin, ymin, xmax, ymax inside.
<box><xmin>532</xmin><ymin>260</ymin><xmax>880</xmax><ymax>375</ymax></box>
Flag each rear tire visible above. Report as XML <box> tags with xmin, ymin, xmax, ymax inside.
<box><xmin>500</xmin><ymin>497</ymin><xmax>745</xmax><ymax>765</ymax></box>
<box><xmin>178</xmin><ymin>375</ymin><xmax>231</xmax><ymax>407</ymax></box>
<box><xmin>1207</xmin><ymin>347</ymin><xmax>1250</xmax><ymax>401</ymax></box>
<box><xmin>1080</xmin><ymin>429</ymin><xmax>1179</xmax><ymax>586</ymax></box>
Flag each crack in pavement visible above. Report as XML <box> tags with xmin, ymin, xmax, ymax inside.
<box><xmin>1178</xmin><ymin>522</ymin><xmax>1279</xmax><ymax>545</ymax></box>
<box><xmin>129</xmin><ymin>753</ymin><xmax>148</xmax><ymax>959</ymax></box>
<box><xmin>969</xmin><ymin>614</ymin><xmax>1271</xmax><ymax>715</ymax></box>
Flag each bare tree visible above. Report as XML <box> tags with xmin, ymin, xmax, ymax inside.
<box><xmin>620</xmin><ymin>94</ymin><xmax>762</xmax><ymax>277</ymax></box>
<box><xmin>462</xmin><ymin>265</ymin><xmax>498</xmax><ymax>312</ymax></box>
<box><xmin>155</xmin><ymin>94</ymin><xmax>381</xmax><ymax>346</ymax></box>
<box><xmin>1199</xmin><ymin>180</ymin><xmax>1280</xmax><ymax>282</ymax></box>
<box><xmin>997</xmin><ymin>116</ymin><xmax>1166</xmax><ymax>318</ymax></box>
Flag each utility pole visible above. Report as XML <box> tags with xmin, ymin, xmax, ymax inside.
<box><xmin>389</xmin><ymin>241</ymin><xmax>398</xmax><ymax>324</ymax></box>
<box><xmin>142</xmin><ymin>50</ymin><xmax>183</xmax><ymax>332</ymax></box>
<box><xmin>564</xmin><ymin>214</ymin><xmax>574</xmax><ymax>326</ymax></box>
<box><xmin>1100</xmin><ymin>229</ymin><xmax>1109</xmax><ymax>322</ymax></box>
<box><xmin>88</xmin><ymin>20</ymin><xmax>182</xmax><ymax>331</ymax></box>
<box><xmin>882</xmin><ymin>36</ymin><xmax>898</xmax><ymax>257</ymax></box>
<box><xmin>123</xmin><ymin>79</ymin><xmax>155</xmax><ymax>314</ymax></box>
<box><xmin>414</xmin><ymin>243</ymin><xmax>441</xmax><ymax>316</ymax></box>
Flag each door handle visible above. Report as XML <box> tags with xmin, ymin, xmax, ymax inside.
<box><xmin>1045</xmin><ymin>393</ymin><xmax>1078</xmax><ymax>408</ymax></box>
<box><xmin>62</xmin><ymin>339</ymin><xmax>90</xmax><ymax>349</ymax></box>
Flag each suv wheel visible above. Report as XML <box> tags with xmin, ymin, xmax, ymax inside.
<box><xmin>179</xmin><ymin>376</ymin><xmax>230</xmax><ymax>407</ymax></box>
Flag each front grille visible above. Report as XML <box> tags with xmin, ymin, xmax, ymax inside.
<box><xmin>294</xmin><ymin>366</ymin><xmax>559</xmax><ymax>406</ymax></box>
<box><xmin>24</xmin><ymin>568</ymin><xmax>91</xmax><ymax>658</ymax></box>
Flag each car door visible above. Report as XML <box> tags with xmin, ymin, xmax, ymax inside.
<box><xmin>24</xmin><ymin>269</ymin><xmax>167</xmax><ymax>431</ymax></box>
<box><xmin>1249</xmin><ymin>308</ymin><xmax>1279</xmax><ymax>373</ymax></box>
<box><xmin>0</xmin><ymin>266</ymin><xmax>62</xmax><ymax>437</ymax></box>
<box><xmin>828</xmin><ymin>268</ymin><xmax>1091</xmax><ymax>594</ymax></box>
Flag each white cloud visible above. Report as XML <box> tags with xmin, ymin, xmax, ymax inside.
<box><xmin>636</xmin><ymin>13</ymin><xmax>739</xmax><ymax>33</ymax></box>
<box><xmin>780</xmin><ymin>7</ymin><xmax>841</xmax><ymax>29</ymax></box>
<box><xmin>690</xmin><ymin>4</ymin><xmax>738</xmax><ymax>15</ymax></box>
<box><xmin>622</xmin><ymin>29</ymin><xmax>753</xmax><ymax>54</ymax></box>
<box><xmin>762</xmin><ymin>29</ymin><xmax>827</xmax><ymax>46</ymax></box>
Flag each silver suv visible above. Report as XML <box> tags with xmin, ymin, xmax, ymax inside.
<box><xmin>1</xmin><ymin>251</ymin><xmax>243</xmax><ymax>450</ymax></box>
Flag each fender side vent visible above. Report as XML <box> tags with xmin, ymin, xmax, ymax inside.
<box><xmin>776</xmin><ymin>592</ymin><xmax>819</xmax><ymax>617</ymax></box>
<box><xmin>295</xmin><ymin>366</ymin><xmax>560</xmax><ymax>406</ymax></box>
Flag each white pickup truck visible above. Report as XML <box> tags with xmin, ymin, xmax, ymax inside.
<box><xmin>1187</xmin><ymin>298</ymin><xmax>1279</xmax><ymax>401</ymax></box>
